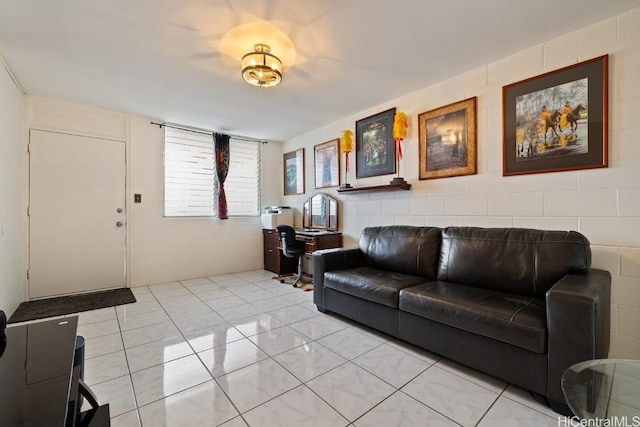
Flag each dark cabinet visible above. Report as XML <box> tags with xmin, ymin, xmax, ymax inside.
<box><xmin>263</xmin><ymin>229</ymin><xmax>297</xmax><ymax>275</ymax></box>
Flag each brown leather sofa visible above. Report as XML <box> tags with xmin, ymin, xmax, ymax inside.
<box><xmin>313</xmin><ymin>225</ymin><xmax>610</xmax><ymax>415</ymax></box>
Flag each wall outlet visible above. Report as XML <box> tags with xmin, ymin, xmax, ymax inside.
<box><xmin>134</xmin><ymin>194</ymin><xmax>142</xmax><ymax>203</ymax></box>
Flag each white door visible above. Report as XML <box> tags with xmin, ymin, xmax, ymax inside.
<box><xmin>29</xmin><ymin>130</ymin><xmax>126</xmax><ymax>299</ymax></box>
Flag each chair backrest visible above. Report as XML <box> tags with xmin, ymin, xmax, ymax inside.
<box><xmin>276</xmin><ymin>225</ymin><xmax>298</xmax><ymax>255</ymax></box>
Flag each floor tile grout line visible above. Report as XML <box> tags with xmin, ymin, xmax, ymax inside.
<box><xmin>111</xmin><ymin>305</ymin><xmax>142</xmax><ymax>424</ymax></box>
<box><xmin>177</xmin><ymin>273</ymin><xmax>356</xmax><ymax>422</ymax></box>
<box><xmin>204</xmin><ymin>275</ymin><xmax>303</xmax><ymax>424</ymax></box>
<box><xmin>306</xmin><ymin>360</ymin><xmax>397</xmax><ymax>424</ymax></box>
<box><xmin>473</xmin><ymin>393</ymin><xmax>501</xmax><ymax>427</ymax></box>
<box><xmin>396</xmin><ymin>388</ymin><xmax>465</xmax><ymax>426</ymax></box>
<box><xmin>349</xmin><ymin>344</ymin><xmax>434</xmax><ymax>390</ymax></box>
<box><xmin>126</xmin><ymin>313</ymin><xmax>217</xmax><ymax>411</ymax></box>
<box><xmin>79</xmin><ymin>271</ymin><xmax>563</xmax><ymax>425</ymax></box>
<box><xmin>264</xmin><ymin>342</ymin><xmax>354</xmax><ymax>423</ymax></box>
<box><xmin>125</xmin><ymin>284</ymin><xmax>220</xmax><ymax>422</ymax></box>
<box><xmin>112</xmin><ymin>300</ymin><xmax>384</xmax><ymax>424</ymax></box>
<box><xmin>133</xmin><ymin>275</ymin><xmax>297</xmax><ymax>422</ymax></box>
<box><xmin>431</xmin><ymin>361</ymin><xmax>508</xmax><ymax>396</ymax></box>
<box><xmin>498</xmin><ymin>388</ymin><xmax>561</xmax><ymax>421</ymax></box>
<box><xmin>215</xmin><ymin>319</ymin><xmax>357</xmax><ymax>421</ymax></box>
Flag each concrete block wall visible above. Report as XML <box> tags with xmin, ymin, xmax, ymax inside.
<box><xmin>21</xmin><ymin>98</ymin><xmax>278</xmax><ymax>290</ymax></box>
<box><xmin>283</xmin><ymin>7</ymin><xmax>640</xmax><ymax>358</ymax></box>
<box><xmin>127</xmin><ymin>115</ymin><xmax>281</xmax><ymax>286</ymax></box>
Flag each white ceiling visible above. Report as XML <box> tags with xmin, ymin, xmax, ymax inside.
<box><xmin>1</xmin><ymin>1</ymin><xmax>638</xmax><ymax>141</ymax></box>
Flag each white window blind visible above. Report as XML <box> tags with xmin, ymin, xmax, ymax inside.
<box><xmin>164</xmin><ymin>127</ymin><xmax>215</xmax><ymax>217</ymax></box>
<box><xmin>164</xmin><ymin>126</ymin><xmax>261</xmax><ymax>217</ymax></box>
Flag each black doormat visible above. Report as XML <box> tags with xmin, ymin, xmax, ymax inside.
<box><xmin>8</xmin><ymin>288</ymin><xmax>136</xmax><ymax>324</ymax></box>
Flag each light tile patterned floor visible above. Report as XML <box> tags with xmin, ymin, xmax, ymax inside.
<box><xmin>32</xmin><ymin>270</ymin><xmax>563</xmax><ymax>426</ymax></box>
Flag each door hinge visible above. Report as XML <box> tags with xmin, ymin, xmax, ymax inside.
<box><xmin>27</xmin><ymin>206</ymin><xmax>30</xmax><ymax>216</ymax></box>
<box><xmin>26</xmin><ymin>269</ymin><xmax>30</xmax><ymax>280</ymax></box>
<box><xmin>27</xmin><ymin>144</ymin><xmax>31</xmax><ymax>154</ymax></box>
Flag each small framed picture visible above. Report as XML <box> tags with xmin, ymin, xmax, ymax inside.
<box><xmin>418</xmin><ymin>97</ymin><xmax>477</xmax><ymax>180</ymax></box>
<box><xmin>283</xmin><ymin>148</ymin><xmax>305</xmax><ymax>195</ymax></box>
<box><xmin>502</xmin><ymin>55</ymin><xmax>608</xmax><ymax>176</ymax></box>
<box><xmin>355</xmin><ymin>107</ymin><xmax>396</xmax><ymax>178</ymax></box>
<box><xmin>314</xmin><ymin>139</ymin><xmax>340</xmax><ymax>188</ymax></box>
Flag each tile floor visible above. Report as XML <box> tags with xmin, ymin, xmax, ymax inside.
<box><xmin>36</xmin><ymin>270</ymin><xmax>564</xmax><ymax>426</ymax></box>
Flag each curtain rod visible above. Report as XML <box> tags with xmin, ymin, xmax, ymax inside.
<box><xmin>150</xmin><ymin>121</ymin><xmax>268</xmax><ymax>144</ymax></box>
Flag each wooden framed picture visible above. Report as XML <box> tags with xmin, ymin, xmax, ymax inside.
<box><xmin>356</xmin><ymin>107</ymin><xmax>396</xmax><ymax>178</ymax></box>
<box><xmin>283</xmin><ymin>148</ymin><xmax>305</xmax><ymax>195</ymax></box>
<box><xmin>418</xmin><ymin>97</ymin><xmax>477</xmax><ymax>180</ymax></box>
<box><xmin>314</xmin><ymin>139</ymin><xmax>340</xmax><ymax>188</ymax></box>
<box><xmin>502</xmin><ymin>55</ymin><xmax>608</xmax><ymax>176</ymax></box>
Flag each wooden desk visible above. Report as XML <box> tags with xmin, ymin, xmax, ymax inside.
<box><xmin>294</xmin><ymin>230</ymin><xmax>343</xmax><ymax>254</ymax></box>
<box><xmin>263</xmin><ymin>229</ymin><xmax>342</xmax><ymax>275</ymax></box>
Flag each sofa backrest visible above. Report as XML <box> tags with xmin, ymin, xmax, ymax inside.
<box><xmin>359</xmin><ymin>226</ymin><xmax>441</xmax><ymax>280</ymax></box>
<box><xmin>437</xmin><ymin>227</ymin><xmax>592</xmax><ymax>297</ymax></box>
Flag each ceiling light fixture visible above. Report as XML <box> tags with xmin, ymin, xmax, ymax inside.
<box><xmin>241</xmin><ymin>44</ymin><xmax>283</xmax><ymax>88</ymax></box>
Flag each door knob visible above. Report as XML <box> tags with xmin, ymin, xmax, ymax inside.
<box><xmin>117</xmin><ymin>208</ymin><xmax>123</xmax><ymax>213</ymax></box>
<box><xmin>116</xmin><ymin>221</ymin><xmax>123</xmax><ymax>227</ymax></box>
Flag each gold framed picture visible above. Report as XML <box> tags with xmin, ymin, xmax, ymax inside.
<box><xmin>418</xmin><ymin>97</ymin><xmax>477</xmax><ymax>180</ymax></box>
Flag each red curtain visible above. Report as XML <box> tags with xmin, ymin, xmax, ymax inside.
<box><xmin>213</xmin><ymin>133</ymin><xmax>230</xmax><ymax>219</ymax></box>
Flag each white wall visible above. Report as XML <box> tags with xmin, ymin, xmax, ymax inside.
<box><xmin>24</xmin><ymin>98</ymin><xmax>279</xmax><ymax>289</ymax></box>
<box><xmin>284</xmin><ymin>8</ymin><xmax>640</xmax><ymax>358</ymax></box>
<box><xmin>0</xmin><ymin>56</ymin><xmax>25</xmax><ymax>317</ymax></box>
<box><xmin>128</xmin><ymin>115</ymin><xmax>281</xmax><ymax>285</ymax></box>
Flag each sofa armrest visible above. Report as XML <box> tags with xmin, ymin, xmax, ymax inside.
<box><xmin>313</xmin><ymin>247</ymin><xmax>365</xmax><ymax>309</ymax></box>
<box><xmin>546</xmin><ymin>268</ymin><xmax>611</xmax><ymax>408</ymax></box>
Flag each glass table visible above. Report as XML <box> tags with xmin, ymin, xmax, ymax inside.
<box><xmin>562</xmin><ymin>359</ymin><xmax>640</xmax><ymax>420</ymax></box>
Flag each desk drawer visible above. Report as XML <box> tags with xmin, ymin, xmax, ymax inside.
<box><xmin>263</xmin><ymin>229</ymin><xmax>280</xmax><ymax>246</ymax></box>
<box><xmin>263</xmin><ymin>245</ymin><xmax>296</xmax><ymax>275</ymax></box>
<box><xmin>264</xmin><ymin>246</ymin><xmax>278</xmax><ymax>273</ymax></box>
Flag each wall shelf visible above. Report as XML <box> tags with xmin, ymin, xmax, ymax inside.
<box><xmin>337</xmin><ymin>179</ymin><xmax>411</xmax><ymax>194</ymax></box>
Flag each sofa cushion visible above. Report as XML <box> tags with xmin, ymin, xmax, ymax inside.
<box><xmin>359</xmin><ymin>226</ymin><xmax>441</xmax><ymax>280</ymax></box>
<box><xmin>324</xmin><ymin>267</ymin><xmax>427</xmax><ymax>308</ymax></box>
<box><xmin>399</xmin><ymin>282</ymin><xmax>547</xmax><ymax>353</ymax></box>
<box><xmin>437</xmin><ymin>227</ymin><xmax>591</xmax><ymax>298</ymax></box>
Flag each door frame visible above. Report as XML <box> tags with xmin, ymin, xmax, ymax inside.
<box><xmin>27</xmin><ymin>126</ymin><xmax>130</xmax><ymax>298</ymax></box>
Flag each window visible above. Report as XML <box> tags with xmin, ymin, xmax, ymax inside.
<box><xmin>164</xmin><ymin>127</ymin><xmax>214</xmax><ymax>217</ymax></box>
<box><xmin>164</xmin><ymin>126</ymin><xmax>261</xmax><ymax>217</ymax></box>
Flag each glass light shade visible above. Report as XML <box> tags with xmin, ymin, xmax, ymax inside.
<box><xmin>241</xmin><ymin>44</ymin><xmax>282</xmax><ymax>87</ymax></box>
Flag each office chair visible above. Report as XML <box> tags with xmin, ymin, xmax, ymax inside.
<box><xmin>276</xmin><ymin>225</ymin><xmax>306</xmax><ymax>287</ymax></box>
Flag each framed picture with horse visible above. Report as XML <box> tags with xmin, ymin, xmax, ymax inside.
<box><xmin>502</xmin><ymin>55</ymin><xmax>608</xmax><ymax>176</ymax></box>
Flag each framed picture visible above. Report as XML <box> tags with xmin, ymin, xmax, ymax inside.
<box><xmin>356</xmin><ymin>107</ymin><xmax>396</xmax><ymax>178</ymax></box>
<box><xmin>283</xmin><ymin>148</ymin><xmax>305</xmax><ymax>195</ymax></box>
<box><xmin>502</xmin><ymin>55</ymin><xmax>608</xmax><ymax>176</ymax></box>
<box><xmin>418</xmin><ymin>97</ymin><xmax>477</xmax><ymax>180</ymax></box>
<box><xmin>314</xmin><ymin>139</ymin><xmax>340</xmax><ymax>188</ymax></box>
